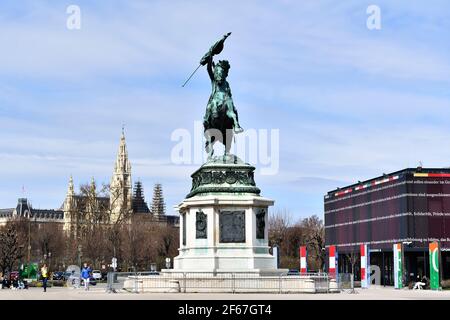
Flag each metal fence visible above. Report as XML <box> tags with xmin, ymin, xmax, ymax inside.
<box><xmin>106</xmin><ymin>272</ymin><xmax>338</xmax><ymax>294</ymax></box>
<box><xmin>336</xmin><ymin>273</ymin><xmax>360</xmax><ymax>293</ymax></box>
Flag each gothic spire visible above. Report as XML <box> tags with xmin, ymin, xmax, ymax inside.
<box><xmin>132</xmin><ymin>181</ymin><xmax>150</xmax><ymax>214</ymax></box>
<box><xmin>67</xmin><ymin>175</ymin><xmax>75</xmax><ymax>196</ymax></box>
<box><xmin>90</xmin><ymin>176</ymin><xmax>96</xmax><ymax>193</ymax></box>
<box><xmin>110</xmin><ymin>128</ymin><xmax>133</xmax><ymax>220</ymax></box>
<box><xmin>114</xmin><ymin>127</ymin><xmax>131</xmax><ymax>174</ymax></box>
<box><xmin>151</xmin><ymin>183</ymin><xmax>166</xmax><ymax>216</ymax></box>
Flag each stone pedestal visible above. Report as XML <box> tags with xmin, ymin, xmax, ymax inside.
<box><xmin>171</xmin><ymin>156</ymin><xmax>283</xmax><ymax>275</ymax></box>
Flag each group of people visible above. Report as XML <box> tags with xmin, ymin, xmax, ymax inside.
<box><xmin>41</xmin><ymin>262</ymin><xmax>93</xmax><ymax>292</ymax></box>
<box><xmin>1</xmin><ymin>262</ymin><xmax>93</xmax><ymax>292</ymax></box>
<box><xmin>0</xmin><ymin>273</ymin><xmax>27</xmax><ymax>290</ymax></box>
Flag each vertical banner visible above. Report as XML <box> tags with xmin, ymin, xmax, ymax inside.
<box><xmin>429</xmin><ymin>242</ymin><xmax>440</xmax><ymax>290</ymax></box>
<box><xmin>273</xmin><ymin>246</ymin><xmax>279</xmax><ymax>269</ymax></box>
<box><xmin>360</xmin><ymin>244</ymin><xmax>370</xmax><ymax>288</ymax></box>
<box><xmin>329</xmin><ymin>245</ymin><xmax>337</xmax><ymax>279</ymax></box>
<box><xmin>299</xmin><ymin>246</ymin><xmax>307</xmax><ymax>274</ymax></box>
<box><xmin>367</xmin><ymin>246</ymin><xmax>370</xmax><ymax>286</ymax></box>
<box><xmin>393</xmin><ymin>243</ymin><xmax>403</xmax><ymax>289</ymax></box>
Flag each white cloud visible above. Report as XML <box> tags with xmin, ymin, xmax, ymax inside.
<box><xmin>1</xmin><ymin>1</ymin><xmax>450</xmax><ymax>218</ymax></box>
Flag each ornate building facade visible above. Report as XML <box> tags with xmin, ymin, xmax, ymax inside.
<box><xmin>109</xmin><ymin>129</ymin><xmax>132</xmax><ymax>223</ymax></box>
<box><xmin>0</xmin><ymin>131</ymin><xmax>179</xmax><ymax>230</ymax></box>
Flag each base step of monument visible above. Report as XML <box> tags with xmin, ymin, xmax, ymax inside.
<box><xmin>120</xmin><ymin>272</ymin><xmax>335</xmax><ymax>294</ymax></box>
<box><xmin>162</xmin><ymin>269</ymin><xmax>289</xmax><ymax>276</ymax></box>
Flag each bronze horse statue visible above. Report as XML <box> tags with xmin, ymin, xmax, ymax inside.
<box><xmin>200</xmin><ymin>33</ymin><xmax>243</xmax><ymax>160</ymax></box>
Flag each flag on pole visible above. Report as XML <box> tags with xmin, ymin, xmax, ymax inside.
<box><xmin>360</xmin><ymin>244</ymin><xmax>370</xmax><ymax>288</ymax></box>
<box><xmin>393</xmin><ymin>243</ymin><xmax>403</xmax><ymax>289</ymax></box>
<box><xmin>429</xmin><ymin>242</ymin><xmax>440</xmax><ymax>290</ymax></box>
<box><xmin>299</xmin><ymin>246</ymin><xmax>307</xmax><ymax>274</ymax></box>
<box><xmin>329</xmin><ymin>245</ymin><xmax>337</xmax><ymax>279</ymax></box>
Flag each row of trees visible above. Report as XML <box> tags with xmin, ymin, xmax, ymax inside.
<box><xmin>0</xmin><ymin>199</ymin><xmax>323</xmax><ymax>274</ymax></box>
<box><xmin>268</xmin><ymin>210</ymin><xmax>325</xmax><ymax>271</ymax></box>
<box><xmin>0</xmin><ymin>178</ymin><xmax>177</xmax><ymax>275</ymax></box>
<box><xmin>0</xmin><ymin>216</ymin><xmax>179</xmax><ymax>274</ymax></box>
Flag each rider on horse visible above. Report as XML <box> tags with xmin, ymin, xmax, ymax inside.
<box><xmin>203</xmin><ymin>56</ymin><xmax>243</xmax><ymax>135</ymax></box>
<box><xmin>199</xmin><ymin>34</ymin><xmax>244</xmax><ymax>159</ymax></box>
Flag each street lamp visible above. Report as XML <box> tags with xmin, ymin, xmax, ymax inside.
<box><xmin>78</xmin><ymin>244</ymin><xmax>82</xmax><ymax>268</ymax></box>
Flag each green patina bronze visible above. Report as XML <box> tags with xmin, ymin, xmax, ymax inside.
<box><xmin>199</xmin><ymin>33</ymin><xmax>244</xmax><ymax>159</ymax></box>
<box><xmin>185</xmin><ymin>33</ymin><xmax>261</xmax><ymax>198</ymax></box>
<box><xmin>186</xmin><ymin>155</ymin><xmax>261</xmax><ymax>198</ymax></box>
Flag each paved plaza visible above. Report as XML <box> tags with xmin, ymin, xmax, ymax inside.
<box><xmin>1</xmin><ymin>286</ymin><xmax>450</xmax><ymax>300</ymax></box>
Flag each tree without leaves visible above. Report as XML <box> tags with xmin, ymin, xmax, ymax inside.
<box><xmin>33</xmin><ymin>222</ymin><xmax>65</xmax><ymax>269</ymax></box>
<box><xmin>0</xmin><ymin>179</ymin><xmax>179</xmax><ymax>272</ymax></box>
<box><xmin>81</xmin><ymin>227</ymin><xmax>107</xmax><ymax>267</ymax></box>
<box><xmin>268</xmin><ymin>209</ymin><xmax>292</xmax><ymax>248</ymax></box>
<box><xmin>106</xmin><ymin>182</ymin><xmax>133</xmax><ymax>225</ymax></box>
<box><xmin>268</xmin><ymin>210</ymin><xmax>325</xmax><ymax>271</ymax></box>
<box><xmin>0</xmin><ymin>225</ymin><xmax>23</xmax><ymax>274</ymax></box>
<box><xmin>284</xmin><ymin>225</ymin><xmax>306</xmax><ymax>258</ymax></box>
<box><xmin>346</xmin><ymin>252</ymin><xmax>359</xmax><ymax>276</ymax></box>
<box><xmin>302</xmin><ymin>215</ymin><xmax>325</xmax><ymax>272</ymax></box>
<box><xmin>122</xmin><ymin>217</ymin><xmax>148</xmax><ymax>271</ymax></box>
<box><xmin>70</xmin><ymin>180</ymin><xmax>130</xmax><ymax>266</ymax></box>
<box><xmin>77</xmin><ymin>181</ymin><xmax>111</xmax><ymax>228</ymax></box>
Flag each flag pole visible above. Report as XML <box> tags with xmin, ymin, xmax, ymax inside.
<box><xmin>181</xmin><ymin>64</ymin><xmax>201</xmax><ymax>87</ymax></box>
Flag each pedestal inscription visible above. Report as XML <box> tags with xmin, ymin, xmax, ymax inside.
<box><xmin>219</xmin><ymin>211</ymin><xmax>245</xmax><ymax>243</ymax></box>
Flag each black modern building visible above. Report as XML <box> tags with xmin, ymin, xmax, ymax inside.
<box><xmin>324</xmin><ymin>167</ymin><xmax>450</xmax><ymax>285</ymax></box>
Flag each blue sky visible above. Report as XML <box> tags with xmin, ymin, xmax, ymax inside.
<box><xmin>0</xmin><ymin>1</ymin><xmax>449</xmax><ymax>220</ymax></box>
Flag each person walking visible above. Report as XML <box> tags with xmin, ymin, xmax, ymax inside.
<box><xmin>81</xmin><ymin>262</ymin><xmax>92</xmax><ymax>291</ymax></box>
<box><xmin>41</xmin><ymin>264</ymin><xmax>49</xmax><ymax>292</ymax></box>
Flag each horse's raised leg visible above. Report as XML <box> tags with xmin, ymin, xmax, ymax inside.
<box><xmin>226</xmin><ymin>101</ymin><xmax>243</xmax><ymax>133</ymax></box>
<box><xmin>205</xmin><ymin>133</ymin><xmax>216</xmax><ymax>160</ymax></box>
